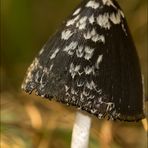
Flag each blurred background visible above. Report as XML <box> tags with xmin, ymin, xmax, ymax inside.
<box><xmin>0</xmin><ymin>0</ymin><xmax>147</xmax><ymax>148</ymax></box>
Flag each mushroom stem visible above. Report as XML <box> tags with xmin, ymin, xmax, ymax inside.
<box><xmin>71</xmin><ymin>111</ymin><xmax>92</xmax><ymax>148</ymax></box>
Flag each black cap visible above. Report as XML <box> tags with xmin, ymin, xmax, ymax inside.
<box><xmin>22</xmin><ymin>0</ymin><xmax>145</xmax><ymax>121</ymax></box>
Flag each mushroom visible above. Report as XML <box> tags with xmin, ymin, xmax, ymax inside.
<box><xmin>22</xmin><ymin>0</ymin><xmax>145</xmax><ymax>147</ymax></box>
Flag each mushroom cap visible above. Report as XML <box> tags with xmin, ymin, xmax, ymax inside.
<box><xmin>22</xmin><ymin>0</ymin><xmax>145</xmax><ymax>121</ymax></box>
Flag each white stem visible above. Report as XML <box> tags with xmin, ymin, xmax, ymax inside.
<box><xmin>71</xmin><ymin>111</ymin><xmax>92</xmax><ymax>148</ymax></box>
